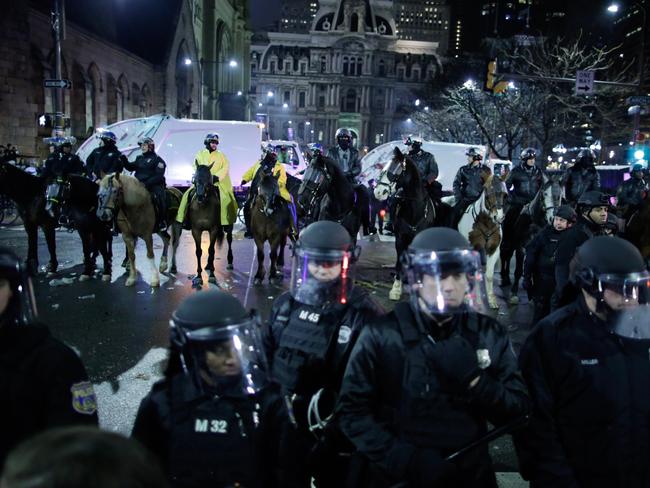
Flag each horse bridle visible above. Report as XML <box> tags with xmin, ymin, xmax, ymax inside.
<box><xmin>98</xmin><ymin>175</ymin><xmax>121</xmax><ymax>216</ymax></box>
<box><xmin>300</xmin><ymin>165</ymin><xmax>331</xmax><ymax>217</ymax></box>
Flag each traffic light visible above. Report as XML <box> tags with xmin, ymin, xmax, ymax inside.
<box><xmin>485</xmin><ymin>59</ymin><xmax>508</xmax><ymax>95</ymax></box>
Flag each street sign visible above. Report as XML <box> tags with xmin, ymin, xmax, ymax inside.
<box><xmin>628</xmin><ymin>95</ymin><xmax>650</xmax><ymax>106</ymax></box>
<box><xmin>43</xmin><ymin>79</ymin><xmax>72</xmax><ymax>89</ymax></box>
<box><xmin>575</xmin><ymin>70</ymin><xmax>594</xmax><ymax>96</ymax></box>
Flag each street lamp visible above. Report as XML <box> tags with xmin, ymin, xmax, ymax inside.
<box><xmin>184</xmin><ymin>58</ymin><xmax>192</xmax><ymax>66</ymax></box>
<box><xmin>414</xmin><ymin>99</ymin><xmax>421</xmax><ymax>107</ymax></box>
<box><xmin>267</xmin><ymin>91</ymin><xmax>274</xmax><ymax>97</ymax></box>
<box><xmin>229</xmin><ymin>59</ymin><xmax>238</xmax><ymax>68</ymax></box>
<box><xmin>608</xmin><ymin>3</ymin><xmax>620</xmax><ymax>12</ymax></box>
<box><xmin>198</xmin><ymin>57</ymin><xmax>241</xmax><ymax>119</ymax></box>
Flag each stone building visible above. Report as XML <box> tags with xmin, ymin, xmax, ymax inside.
<box><xmin>0</xmin><ymin>0</ymin><xmax>250</xmax><ymax>159</ymax></box>
<box><xmin>250</xmin><ymin>0</ymin><xmax>442</xmax><ymax>148</ymax></box>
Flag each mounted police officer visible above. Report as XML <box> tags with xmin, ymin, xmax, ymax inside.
<box><xmin>553</xmin><ymin>190</ymin><xmax>610</xmax><ymax>308</ymax></box>
<box><xmin>0</xmin><ymin>248</ymin><xmax>98</xmax><ymax>470</ymax></box>
<box><xmin>132</xmin><ymin>290</ymin><xmax>288</xmax><ymax>488</ymax></box>
<box><xmin>564</xmin><ymin>149</ymin><xmax>600</xmax><ymax>205</ymax></box>
<box><xmin>405</xmin><ymin>135</ymin><xmax>440</xmax><ymax>201</ymax></box>
<box><xmin>517</xmin><ymin>236</ymin><xmax>650</xmax><ymax>487</ymax></box>
<box><xmin>85</xmin><ymin>129</ymin><xmax>126</xmax><ymax>181</ymax></box>
<box><xmin>262</xmin><ymin>220</ymin><xmax>384</xmax><ymax>487</ymax></box>
<box><xmin>451</xmin><ymin>147</ymin><xmax>487</xmax><ymax>228</ymax></box>
<box><xmin>326</xmin><ymin>129</ymin><xmax>371</xmax><ymax>236</ymax></box>
<box><xmin>41</xmin><ymin>137</ymin><xmax>85</xmax><ymax>181</ymax></box>
<box><xmin>123</xmin><ymin>137</ymin><xmax>168</xmax><ymax>232</ymax></box>
<box><xmin>506</xmin><ymin>148</ymin><xmax>543</xmax><ymax>210</ymax></box>
<box><xmin>616</xmin><ymin>162</ymin><xmax>648</xmax><ymax>221</ymax></box>
<box><xmin>338</xmin><ymin>227</ymin><xmax>529</xmax><ymax>487</ymax></box>
<box><xmin>523</xmin><ymin>205</ymin><xmax>576</xmax><ymax>324</ymax></box>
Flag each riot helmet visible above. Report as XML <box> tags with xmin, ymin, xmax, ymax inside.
<box><xmin>576</xmin><ymin>149</ymin><xmax>596</xmax><ymax>167</ymax></box>
<box><xmin>204</xmin><ymin>133</ymin><xmax>220</xmax><ymax>150</ymax></box>
<box><xmin>405</xmin><ymin>135</ymin><xmax>423</xmax><ymax>152</ymax></box>
<box><xmin>310</xmin><ymin>143</ymin><xmax>323</xmax><ymax>156</ymax></box>
<box><xmin>554</xmin><ymin>204</ymin><xmax>577</xmax><ymax>224</ymax></box>
<box><xmin>43</xmin><ymin>136</ymin><xmax>67</xmax><ymax>152</ymax></box>
<box><xmin>403</xmin><ymin>228</ymin><xmax>487</xmax><ymax>316</ymax></box>
<box><xmin>520</xmin><ymin>147</ymin><xmax>536</xmax><ymax>164</ymax></box>
<box><xmin>170</xmin><ymin>290</ymin><xmax>268</xmax><ymax>396</ymax></box>
<box><xmin>577</xmin><ymin>190</ymin><xmax>610</xmax><ymax>226</ymax></box>
<box><xmin>0</xmin><ymin>248</ymin><xmax>38</xmax><ymax>327</ymax></box>
<box><xmin>571</xmin><ymin>236</ymin><xmax>649</xmax><ymax>320</ymax></box>
<box><xmin>138</xmin><ymin>137</ymin><xmax>155</xmax><ymax>153</ymax></box>
<box><xmin>465</xmin><ymin>147</ymin><xmax>483</xmax><ymax>163</ymax></box>
<box><xmin>335</xmin><ymin>128</ymin><xmax>352</xmax><ymax>150</ymax></box>
<box><xmin>290</xmin><ymin>221</ymin><xmax>359</xmax><ymax>307</ymax></box>
<box><xmin>631</xmin><ymin>162</ymin><xmax>645</xmax><ymax>178</ymax></box>
<box><xmin>96</xmin><ymin>129</ymin><xmax>117</xmax><ymax>147</ymax></box>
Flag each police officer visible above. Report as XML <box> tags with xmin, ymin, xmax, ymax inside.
<box><xmin>326</xmin><ymin>129</ymin><xmax>361</xmax><ymax>184</ymax></box>
<box><xmin>516</xmin><ymin>236</ymin><xmax>650</xmax><ymax>487</ymax></box>
<box><xmin>523</xmin><ymin>205</ymin><xmax>576</xmax><ymax>324</ymax></box>
<box><xmin>263</xmin><ymin>220</ymin><xmax>384</xmax><ymax>487</ymax></box>
<box><xmin>506</xmin><ymin>148</ymin><xmax>543</xmax><ymax>209</ymax></box>
<box><xmin>85</xmin><ymin>130</ymin><xmax>126</xmax><ymax>181</ymax></box>
<box><xmin>0</xmin><ymin>248</ymin><xmax>98</xmax><ymax>470</ymax></box>
<box><xmin>41</xmin><ymin>137</ymin><xmax>85</xmax><ymax>181</ymax></box>
<box><xmin>123</xmin><ymin>137</ymin><xmax>168</xmax><ymax>232</ymax></box>
<box><xmin>338</xmin><ymin>227</ymin><xmax>529</xmax><ymax>487</ymax></box>
<box><xmin>616</xmin><ymin>162</ymin><xmax>648</xmax><ymax>221</ymax></box>
<box><xmin>564</xmin><ymin>149</ymin><xmax>600</xmax><ymax>205</ymax></box>
<box><xmin>451</xmin><ymin>147</ymin><xmax>487</xmax><ymax>228</ymax></box>
<box><xmin>132</xmin><ymin>290</ymin><xmax>288</xmax><ymax>488</ymax></box>
<box><xmin>405</xmin><ymin>135</ymin><xmax>440</xmax><ymax>201</ymax></box>
<box><xmin>553</xmin><ymin>191</ymin><xmax>609</xmax><ymax>307</ymax></box>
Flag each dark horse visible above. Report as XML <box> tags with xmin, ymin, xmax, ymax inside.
<box><xmin>625</xmin><ymin>195</ymin><xmax>650</xmax><ymax>263</ymax></box>
<box><xmin>252</xmin><ymin>173</ymin><xmax>290</xmax><ymax>284</ymax></box>
<box><xmin>297</xmin><ymin>154</ymin><xmax>363</xmax><ymax>243</ymax></box>
<box><xmin>499</xmin><ymin>172</ymin><xmax>564</xmax><ymax>304</ymax></box>
<box><xmin>174</xmin><ymin>163</ymin><xmax>224</xmax><ymax>288</ymax></box>
<box><xmin>45</xmin><ymin>175</ymin><xmax>113</xmax><ymax>281</ymax></box>
<box><xmin>0</xmin><ymin>162</ymin><xmax>58</xmax><ymax>275</ymax></box>
<box><xmin>378</xmin><ymin>147</ymin><xmax>451</xmax><ymax>301</ymax></box>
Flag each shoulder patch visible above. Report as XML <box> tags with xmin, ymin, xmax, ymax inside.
<box><xmin>158</xmin><ymin>162</ymin><xmax>165</xmax><ymax>169</ymax></box>
<box><xmin>70</xmin><ymin>381</ymin><xmax>97</xmax><ymax>415</ymax></box>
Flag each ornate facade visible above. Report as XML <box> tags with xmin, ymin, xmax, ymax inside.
<box><xmin>250</xmin><ymin>0</ymin><xmax>442</xmax><ymax>148</ymax></box>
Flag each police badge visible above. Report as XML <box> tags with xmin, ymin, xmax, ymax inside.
<box><xmin>476</xmin><ymin>349</ymin><xmax>491</xmax><ymax>369</ymax></box>
<box><xmin>70</xmin><ymin>381</ymin><xmax>98</xmax><ymax>415</ymax></box>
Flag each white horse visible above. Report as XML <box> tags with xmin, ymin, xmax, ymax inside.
<box><xmin>457</xmin><ymin>173</ymin><xmax>506</xmax><ymax>309</ymax></box>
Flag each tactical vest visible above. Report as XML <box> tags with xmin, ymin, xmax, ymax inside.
<box><xmin>392</xmin><ymin>303</ymin><xmax>485</xmax><ymax>451</ymax></box>
<box><xmin>271</xmin><ymin>295</ymin><xmax>364</xmax><ymax>396</ymax></box>
<box><xmin>168</xmin><ymin>389</ymin><xmax>261</xmax><ymax>488</ymax></box>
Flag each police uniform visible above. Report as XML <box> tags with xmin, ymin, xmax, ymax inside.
<box><xmin>452</xmin><ymin>163</ymin><xmax>486</xmax><ymax>227</ymax></box>
<box><xmin>617</xmin><ymin>175</ymin><xmax>648</xmax><ymax>219</ymax></box>
<box><xmin>409</xmin><ymin>148</ymin><xmax>441</xmax><ymax>201</ymax></box>
<box><xmin>326</xmin><ymin>145</ymin><xmax>361</xmax><ymax>183</ymax></box>
<box><xmin>0</xmin><ymin>323</ymin><xmax>98</xmax><ymax>469</ymax></box>
<box><xmin>564</xmin><ymin>162</ymin><xmax>600</xmax><ymax>205</ymax></box>
<box><xmin>505</xmin><ymin>163</ymin><xmax>543</xmax><ymax>207</ymax></box>
<box><xmin>42</xmin><ymin>151</ymin><xmax>85</xmax><ymax>181</ymax></box>
<box><xmin>123</xmin><ymin>151</ymin><xmax>167</xmax><ymax>227</ymax></box>
<box><xmin>132</xmin><ymin>375</ymin><xmax>285</xmax><ymax>488</ymax></box>
<box><xmin>86</xmin><ymin>145</ymin><xmax>126</xmax><ymax>180</ymax></box>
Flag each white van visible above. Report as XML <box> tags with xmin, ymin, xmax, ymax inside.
<box><xmin>360</xmin><ymin>140</ymin><xmax>510</xmax><ymax>192</ymax></box>
<box><xmin>76</xmin><ymin>114</ymin><xmax>263</xmax><ymax>188</ymax></box>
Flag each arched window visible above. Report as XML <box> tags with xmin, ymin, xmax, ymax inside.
<box><xmin>356</xmin><ymin>57</ymin><xmax>363</xmax><ymax>76</ymax></box>
<box><xmin>378</xmin><ymin>59</ymin><xmax>386</xmax><ymax>77</ymax></box>
<box><xmin>351</xmin><ymin>13</ymin><xmax>359</xmax><ymax>32</ymax></box>
<box><xmin>344</xmin><ymin>89</ymin><xmax>356</xmax><ymax>112</ymax></box>
<box><xmin>343</xmin><ymin>56</ymin><xmax>349</xmax><ymax>76</ymax></box>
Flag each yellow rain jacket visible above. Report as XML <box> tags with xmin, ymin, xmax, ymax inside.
<box><xmin>176</xmin><ymin>149</ymin><xmax>238</xmax><ymax>225</ymax></box>
<box><xmin>241</xmin><ymin>160</ymin><xmax>292</xmax><ymax>203</ymax></box>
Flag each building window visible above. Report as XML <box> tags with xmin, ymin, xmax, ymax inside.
<box><xmin>299</xmin><ymin>91</ymin><xmax>306</xmax><ymax>107</ymax></box>
<box><xmin>356</xmin><ymin>57</ymin><xmax>363</xmax><ymax>76</ymax></box>
<box><xmin>320</xmin><ymin>56</ymin><xmax>327</xmax><ymax>73</ymax></box>
<box><xmin>378</xmin><ymin>60</ymin><xmax>386</xmax><ymax>77</ymax></box>
<box><xmin>343</xmin><ymin>57</ymin><xmax>349</xmax><ymax>76</ymax></box>
<box><xmin>397</xmin><ymin>67</ymin><xmax>405</xmax><ymax>81</ymax></box>
<box><xmin>284</xmin><ymin>61</ymin><xmax>292</xmax><ymax>73</ymax></box>
<box><xmin>270</xmin><ymin>61</ymin><xmax>276</xmax><ymax>73</ymax></box>
<box><xmin>344</xmin><ymin>89</ymin><xmax>356</xmax><ymax>112</ymax></box>
<box><xmin>284</xmin><ymin>90</ymin><xmax>291</xmax><ymax>103</ymax></box>
<box><xmin>300</xmin><ymin>62</ymin><xmax>307</xmax><ymax>74</ymax></box>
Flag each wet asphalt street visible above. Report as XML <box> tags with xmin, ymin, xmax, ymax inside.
<box><xmin>0</xmin><ymin>224</ymin><xmax>532</xmax><ymax>487</ymax></box>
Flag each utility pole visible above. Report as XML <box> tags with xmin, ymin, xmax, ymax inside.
<box><xmin>51</xmin><ymin>0</ymin><xmax>66</xmax><ymax>136</ymax></box>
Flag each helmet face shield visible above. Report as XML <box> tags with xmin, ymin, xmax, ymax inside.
<box><xmin>405</xmin><ymin>250</ymin><xmax>487</xmax><ymax>315</ymax></box>
<box><xmin>173</xmin><ymin>318</ymin><xmax>269</xmax><ymax>396</ymax></box>
<box><xmin>597</xmin><ymin>272</ymin><xmax>650</xmax><ymax>304</ymax></box>
<box><xmin>290</xmin><ymin>247</ymin><xmax>356</xmax><ymax>306</ymax></box>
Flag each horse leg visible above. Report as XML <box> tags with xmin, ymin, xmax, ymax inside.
<box><xmin>124</xmin><ymin>235</ymin><xmax>137</xmax><ymax>287</ymax></box>
<box><xmin>254</xmin><ymin>238</ymin><xmax>265</xmax><ymax>285</ymax></box>
<box><xmin>277</xmin><ymin>235</ymin><xmax>287</xmax><ymax>268</ymax></box>
<box><xmin>169</xmin><ymin>222</ymin><xmax>181</xmax><ymax>274</ymax></box>
<box><xmin>98</xmin><ymin>225</ymin><xmax>112</xmax><ymax>282</ymax></box>
<box><xmin>389</xmin><ymin>236</ymin><xmax>403</xmax><ymax>301</ymax></box>
<box><xmin>145</xmin><ymin>236</ymin><xmax>160</xmax><ymax>288</ymax></box>
<box><xmin>43</xmin><ymin>223</ymin><xmax>58</xmax><ymax>276</ymax></box>
<box><xmin>192</xmin><ymin>229</ymin><xmax>203</xmax><ymax>288</ymax></box>
<box><xmin>79</xmin><ymin>230</ymin><xmax>94</xmax><ymax>281</ymax></box>
<box><xmin>509</xmin><ymin>246</ymin><xmax>526</xmax><ymax>305</ymax></box>
<box><xmin>206</xmin><ymin>229</ymin><xmax>218</xmax><ymax>284</ymax></box>
<box><xmin>268</xmin><ymin>238</ymin><xmax>281</xmax><ymax>283</ymax></box>
<box><xmin>499</xmin><ymin>245</ymin><xmax>512</xmax><ymax>287</ymax></box>
<box><xmin>24</xmin><ymin>222</ymin><xmax>40</xmax><ymax>275</ymax></box>
<box><xmin>158</xmin><ymin>230</ymin><xmax>170</xmax><ymax>273</ymax></box>
<box><xmin>226</xmin><ymin>227</ymin><xmax>234</xmax><ymax>270</ymax></box>
<box><xmin>486</xmin><ymin>251</ymin><xmax>500</xmax><ymax>309</ymax></box>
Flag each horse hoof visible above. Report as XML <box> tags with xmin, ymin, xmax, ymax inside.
<box><xmin>389</xmin><ymin>280</ymin><xmax>403</xmax><ymax>301</ymax></box>
<box><xmin>488</xmin><ymin>297</ymin><xmax>499</xmax><ymax>309</ymax></box>
<box><xmin>208</xmin><ymin>276</ymin><xmax>217</xmax><ymax>284</ymax></box>
<box><xmin>125</xmin><ymin>277</ymin><xmax>136</xmax><ymax>287</ymax></box>
<box><xmin>121</xmin><ymin>258</ymin><xmax>129</xmax><ymax>268</ymax></box>
<box><xmin>102</xmin><ymin>274</ymin><xmax>111</xmax><ymax>282</ymax></box>
<box><xmin>46</xmin><ymin>271</ymin><xmax>57</xmax><ymax>278</ymax></box>
<box><xmin>509</xmin><ymin>295</ymin><xmax>519</xmax><ymax>305</ymax></box>
<box><xmin>254</xmin><ymin>277</ymin><xmax>263</xmax><ymax>285</ymax></box>
<box><xmin>169</xmin><ymin>265</ymin><xmax>177</xmax><ymax>274</ymax></box>
<box><xmin>159</xmin><ymin>262</ymin><xmax>168</xmax><ymax>273</ymax></box>
<box><xmin>151</xmin><ymin>280</ymin><xmax>160</xmax><ymax>288</ymax></box>
<box><xmin>191</xmin><ymin>276</ymin><xmax>203</xmax><ymax>288</ymax></box>
<box><xmin>79</xmin><ymin>274</ymin><xmax>92</xmax><ymax>282</ymax></box>
<box><xmin>226</xmin><ymin>264</ymin><xmax>234</xmax><ymax>271</ymax></box>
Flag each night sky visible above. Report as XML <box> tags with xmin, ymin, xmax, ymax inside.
<box><xmin>249</xmin><ymin>0</ymin><xmax>281</xmax><ymax>30</ymax></box>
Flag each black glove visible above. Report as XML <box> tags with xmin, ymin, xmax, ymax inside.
<box><xmin>212</xmin><ymin>175</ymin><xmax>219</xmax><ymax>184</ymax></box>
<box><xmin>407</xmin><ymin>449</ymin><xmax>457</xmax><ymax>487</ymax></box>
<box><xmin>429</xmin><ymin>335</ymin><xmax>480</xmax><ymax>392</ymax></box>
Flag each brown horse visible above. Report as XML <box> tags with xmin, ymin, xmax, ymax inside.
<box><xmin>96</xmin><ymin>173</ymin><xmax>179</xmax><ymax>287</ymax></box>
<box><xmin>251</xmin><ymin>173</ymin><xmax>290</xmax><ymax>284</ymax></box>
<box><xmin>0</xmin><ymin>162</ymin><xmax>58</xmax><ymax>275</ymax></box>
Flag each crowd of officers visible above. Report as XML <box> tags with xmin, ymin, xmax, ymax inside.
<box><xmin>2</xmin><ymin>135</ymin><xmax>650</xmax><ymax>488</ymax></box>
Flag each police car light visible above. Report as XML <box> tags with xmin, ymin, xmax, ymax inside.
<box><xmin>634</xmin><ymin>150</ymin><xmax>645</xmax><ymax>160</ymax></box>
